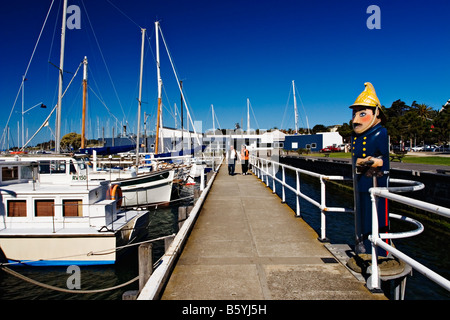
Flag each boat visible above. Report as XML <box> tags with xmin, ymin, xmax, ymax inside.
<box><xmin>86</xmin><ymin>159</ymin><xmax>175</xmax><ymax>208</ymax></box>
<box><xmin>0</xmin><ymin>160</ymin><xmax>149</xmax><ymax>266</ymax></box>
<box><xmin>79</xmin><ymin>27</ymin><xmax>175</xmax><ymax>207</ymax></box>
<box><xmin>0</xmin><ymin>154</ymin><xmax>175</xmax><ymax>208</ymax></box>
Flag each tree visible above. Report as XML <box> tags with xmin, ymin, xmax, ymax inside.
<box><xmin>61</xmin><ymin>132</ymin><xmax>81</xmax><ymax>151</ymax></box>
<box><xmin>338</xmin><ymin>122</ymin><xmax>353</xmax><ymax>142</ymax></box>
<box><xmin>412</xmin><ymin>102</ymin><xmax>433</xmax><ymax>121</ymax></box>
<box><xmin>433</xmin><ymin>104</ymin><xmax>450</xmax><ymax>144</ymax></box>
<box><xmin>386</xmin><ymin>99</ymin><xmax>410</xmax><ymax>118</ymax></box>
<box><xmin>312</xmin><ymin>124</ymin><xmax>328</xmax><ymax>134</ymax></box>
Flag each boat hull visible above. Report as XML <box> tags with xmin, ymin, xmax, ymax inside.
<box><xmin>0</xmin><ymin>235</ymin><xmax>116</xmax><ymax>266</ymax></box>
<box><xmin>119</xmin><ymin>169</ymin><xmax>175</xmax><ymax>207</ymax></box>
<box><xmin>0</xmin><ymin>210</ymin><xmax>149</xmax><ymax>267</ymax></box>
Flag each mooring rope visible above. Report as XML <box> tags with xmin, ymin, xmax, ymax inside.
<box><xmin>0</xmin><ymin>233</ymin><xmax>176</xmax><ymax>294</ymax></box>
<box><xmin>1</xmin><ymin>266</ymin><xmax>139</xmax><ymax>294</ymax></box>
<box><xmin>0</xmin><ymin>234</ymin><xmax>176</xmax><ymax>266</ymax></box>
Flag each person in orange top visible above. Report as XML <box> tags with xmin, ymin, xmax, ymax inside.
<box><xmin>240</xmin><ymin>145</ymin><xmax>249</xmax><ymax>175</ymax></box>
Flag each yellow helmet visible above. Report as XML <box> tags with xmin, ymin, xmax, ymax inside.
<box><xmin>350</xmin><ymin>82</ymin><xmax>387</xmax><ymax>124</ymax></box>
<box><xmin>350</xmin><ymin>82</ymin><xmax>381</xmax><ymax>108</ymax></box>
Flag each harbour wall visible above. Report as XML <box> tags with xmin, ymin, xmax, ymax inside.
<box><xmin>280</xmin><ymin>156</ymin><xmax>450</xmax><ymax>208</ymax></box>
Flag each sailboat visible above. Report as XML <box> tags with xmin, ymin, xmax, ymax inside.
<box><xmin>0</xmin><ymin>1</ymin><xmax>150</xmax><ymax>265</ymax></box>
<box><xmin>6</xmin><ymin>27</ymin><xmax>175</xmax><ymax>208</ymax></box>
<box><xmin>77</xmin><ymin>27</ymin><xmax>175</xmax><ymax>207</ymax></box>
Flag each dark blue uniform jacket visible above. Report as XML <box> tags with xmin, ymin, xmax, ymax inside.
<box><xmin>351</xmin><ymin>123</ymin><xmax>390</xmax><ymax>255</ymax></box>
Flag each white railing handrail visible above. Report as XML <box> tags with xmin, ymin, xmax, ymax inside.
<box><xmin>368</xmin><ymin>179</ymin><xmax>450</xmax><ymax>292</ymax></box>
<box><xmin>250</xmin><ymin>155</ymin><xmax>450</xmax><ymax>294</ymax></box>
<box><xmin>250</xmin><ymin>155</ymin><xmax>352</xmax><ymax>241</ymax></box>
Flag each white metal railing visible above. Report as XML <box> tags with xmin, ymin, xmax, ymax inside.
<box><xmin>250</xmin><ymin>155</ymin><xmax>450</xmax><ymax>294</ymax></box>
<box><xmin>250</xmin><ymin>155</ymin><xmax>353</xmax><ymax>241</ymax></box>
<box><xmin>368</xmin><ymin>179</ymin><xmax>450</xmax><ymax>292</ymax></box>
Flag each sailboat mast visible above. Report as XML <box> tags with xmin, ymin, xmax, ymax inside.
<box><xmin>211</xmin><ymin>104</ymin><xmax>215</xmax><ymax>133</ymax></box>
<box><xmin>292</xmin><ymin>80</ymin><xmax>298</xmax><ymax>134</ymax></box>
<box><xmin>155</xmin><ymin>21</ymin><xmax>162</xmax><ymax>155</ymax></box>
<box><xmin>55</xmin><ymin>0</ymin><xmax>68</xmax><ymax>153</ymax></box>
<box><xmin>136</xmin><ymin>28</ymin><xmax>146</xmax><ymax>165</ymax></box>
<box><xmin>247</xmin><ymin>98</ymin><xmax>250</xmax><ymax>133</ymax></box>
<box><xmin>81</xmin><ymin>56</ymin><xmax>88</xmax><ymax>149</ymax></box>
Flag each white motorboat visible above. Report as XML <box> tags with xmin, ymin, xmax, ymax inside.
<box><xmin>0</xmin><ymin>154</ymin><xmax>175</xmax><ymax>208</ymax></box>
<box><xmin>0</xmin><ymin>160</ymin><xmax>149</xmax><ymax>266</ymax></box>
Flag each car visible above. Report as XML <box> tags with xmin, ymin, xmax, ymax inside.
<box><xmin>320</xmin><ymin>146</ymin><xmax>340</xmax><ymax>152</ymax></box>
<box><xmin>433</xmin><ymin>145</ymin><xmax>449</xmax><ymax>152</ymax></box>
<box><xmin>411</xmin><ymin>146</ymin><xmax>424</xmax><ymax>152</ymax></box>
<box><xmin>423</xmin><ymin>145</ymin><xmax>438</xmax><ymax>152</ymax></box>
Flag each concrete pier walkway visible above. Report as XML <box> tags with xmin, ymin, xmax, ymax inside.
<box><xmin>161</xmin><ymin>164</ymin><xmax>386</xmax><ymax>300</ymax></box>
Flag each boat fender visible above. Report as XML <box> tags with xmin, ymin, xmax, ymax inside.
<box><xmin>109</xmin><ymin>184</ymin><xmax>123</xmax><ymax>209</ymax></box>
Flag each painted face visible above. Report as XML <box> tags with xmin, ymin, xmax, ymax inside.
<box><xmin>352</xmin><ymin>107</ymin><xmax>380</xmax><ymax>134</ymax></box>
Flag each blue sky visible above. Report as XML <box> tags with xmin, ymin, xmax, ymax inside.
<box><xmin>1</xmin><ymin>0</ymin><xmax>449</xmax><ymax>147</ymax></box>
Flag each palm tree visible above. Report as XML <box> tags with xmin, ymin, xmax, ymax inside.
<box><xmin>412</xmin><ymin>102</ymin><xmax>433</xmax><ymax>121</ymax></box>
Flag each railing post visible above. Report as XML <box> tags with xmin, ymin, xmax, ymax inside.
<box><xmin>200</xmin><ymin>167</ymin><xmax>205</xmax><ymax>191</ymax></box>
<box><xmin>319</xmin><ymin>176</ymin><xmax>328</xmax><ymax>242</ymax></box>
<box><xmin>257</xmin><ymin>158</ymin><xmax>260</xmax><ymax>179</ymax></box>
<box><xmin>281</xmin><ymin>166</ymin><xmax>286</xmax><ymax>203</ymax></box>
<box><xmin>366</xmin><ymin>191</ymin><xmax>381</xmax><ymax>291</ymax></box>
<box><xmin>265</xmin><ymin>159</ymin><xmax>269</xmax><ymax>186</ymax></box>
<box><xmin>272</xmin><ymin>161</ymin><xmax>276</xmax><ymax>194</ymax></box>
<box><xmin>295</xmin><ymin>170</ymin><xmax>300</xmax><ymax>217</ymax></box>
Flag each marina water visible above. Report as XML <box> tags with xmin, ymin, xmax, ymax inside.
<box><xmin>0</xmin><ymin>172</ymin><xmax>448</xmax><ymax>300</ymax></box>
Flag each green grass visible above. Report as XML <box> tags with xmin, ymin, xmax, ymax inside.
<box><xmin>400</xmin><ymin>156</ymin><xmax>450</xmax><ymax>166</ymax></box>
<box><xmin>307</xmin><ymin>152</ymin><xmax>450</xmax><ymax>166</ymax></box>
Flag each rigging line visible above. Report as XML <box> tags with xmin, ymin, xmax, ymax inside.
<box><xmin>248</xmin><ymin>100</ymin><xmax>260</xmax><ymax>129</ymax></box>
<box><xmin>1</xmin><ymin>0</ymin><xmax>56</xmax><ymax>147</ymax></box>
<box><xmin>214</xmin><ymin>107</ymin><xmax>222</xmax><ymax>130</ymax></box>
<box><xmin>162</xmin><ymin>87</ymin><xmax>176</xmax><ymax>120</ymax></box>
<box><xmin>209</xmin><ymin>104</ymin><xmax>222</xmax><ymax>130</ymax></box>
<box><xmin>294</xmin><ymin>83</ymin><xmax>310</xmax><ymax>132</ymax></box>
<box><xmin>80</xmin><ymin>1</ymin><xmax>126</xmax><ymax>120</ymax></box>
<box><xmin>1</xmin><ymin>266</ymin><xmax>139</xmax><ymax>294</ymax></box>
<box><xmin>280</xmin><ymin>86</ymin><xmax>292</xmax><ymax>130</ymax></box>
<box><xmin>88</xmin><ymin>86</ymin><xmax>121</xmax><ymax>125</ymax></box>
<box><xmin>146</xmin><ymin>26</ymin><xmax>180</xmax><ymax>127</ymax></box>
<box><xmin>21</xmin><ymin>61</ymin><xmax>83</xmax><ymax>150</ymax></box>
<box><xmin>47</xmin><ymin>0</ymin><xmax>61</xmax><ymax>63</ymax></box>
<box><xmin>105</xmin><ymin>0</ymin><xmax>142</xmax><ymax>29</ymax></box>
<box><xmin>158</xmin><ymin>24</ymin><xmax>201</xmax><ymax>146</ymax></box>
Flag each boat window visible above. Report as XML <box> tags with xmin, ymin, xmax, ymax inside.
<box><xmin>38</xmin><ymin>162</ymin><xmax>51</xmax><ymax>174</ymax></box>
<box><xmin>2</xmin><ymin>166</ymin><xmax>18</xmax><ymax>181</ymax></box>
<box><xmin>76</xmin><ymin>158</ymin><xmax>86</xmax><ymax>170</ymax></box>
<box><xmin>69</xmin><ymin>163</ymin><xmax>77</xmax><ymax>174</ymax></box>
<box><xmin>63</xmin><ymin>200</ymin><xmax>83</xmax><ymax>217</ymax></box>
<box><xmin>39</xmin><ymin>160</ymin><xmax>66</xmax><ymax>174</ymax></box>
<box><xmin>51</xmin><ymin>160</ymin><xmax>66</xmax><ymax>174</ymax></box>
<box><xmin>7</xmin><ymin>200</ymin><xmax>26</xmax><ymax>217</ymax></box>
<box><xmin>20</xmin><ymin>166</ymin><xmax>33</xmax><ymax>180</ymax></box>
<box><xmin>35</xmin><ymin>200</ymin><xmax>55</xmax><ymax>217</ymax></box>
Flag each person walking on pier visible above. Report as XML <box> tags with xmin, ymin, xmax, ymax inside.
<box><xmin>227</xmin><ymin>145</ymin><xmax>238</xmax><ymax>175</ymax></box>
<box><xmin>241</xmin><ymin>145</ymin><xmax>249</xmax><ymax>175</ymax></box>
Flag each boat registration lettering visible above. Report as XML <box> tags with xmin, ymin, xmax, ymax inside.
<box><xmin>72</xmin><ymin>175</ymin><xmax>87</xmax><ymax>180</ymax></box>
